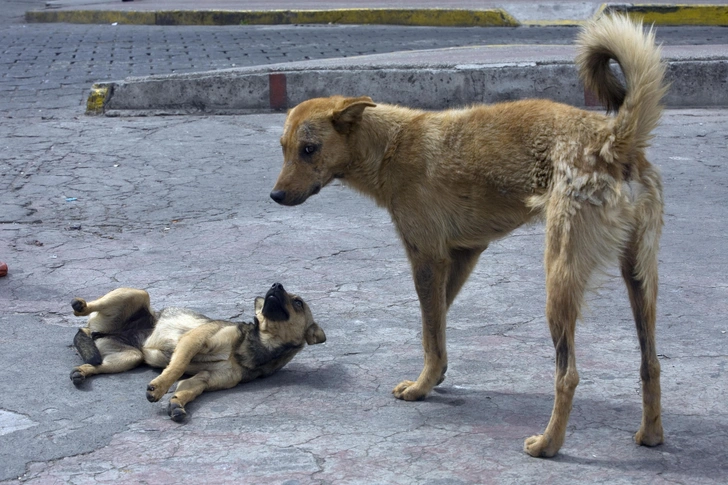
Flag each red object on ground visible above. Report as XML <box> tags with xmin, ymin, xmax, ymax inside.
<box><xmin>0</xmin><ymin>262</ymin><xmax>7</xmax><ymax>277</ymax></box>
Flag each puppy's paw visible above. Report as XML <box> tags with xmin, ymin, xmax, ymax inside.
<box><xmin>70</xmin><ymin>368</ymin><xmax>86</xmax><ymax>386</ymax></box>
<box><xmin>71</xmin><ymin>298</ymin><xmax>88</xmax><ymax>316</ymax></box>
<box><xmin>392</xmin><ymin>380</ymin><xmax>427</xmax><ymax>401</ymax></box>
<box><xmin>146</xmin><ymin>382</ymin><xmax>168</xmax><ymax>403</ymax></box>
<box><xmin>524</xmin><ymin>434</ymin><xmax>558</xmax><ymax>458</ymax></box>
<box><xmin>168</xmin><ymin>401</ymin><xmax>188</xmax><ymax>423</ymax></box>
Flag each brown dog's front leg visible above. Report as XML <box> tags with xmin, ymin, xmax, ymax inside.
<box><xmin>393</xmin><ymin>257</ymin><xmax>449</xmax><ymax>401</ymax></box>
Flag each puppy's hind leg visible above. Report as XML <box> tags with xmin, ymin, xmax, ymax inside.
<box><xmin>72</xmin><ymin>288</ymin><xmax>151</xmax><ymax>318</ymax></box>
<box><xmin>71</xmin><ymin>346</ymin><xmax>144</xmax><ymax>385</ymax></box>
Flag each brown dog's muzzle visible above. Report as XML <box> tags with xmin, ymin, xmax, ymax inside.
<box><xmin>270</xmin><ymin>190</ymin><xmax>287</xmax><ymax>204</ymax></box>
<box><xmin>269</xmin><ymin>183</ymin><xmax>321</xmax><ymax>206</ymax></box>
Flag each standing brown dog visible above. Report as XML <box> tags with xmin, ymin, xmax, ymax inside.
<box><xmin>270</xmin><ymin>15</ymin><xmax>666</xmax><ymax>457</ymax></box>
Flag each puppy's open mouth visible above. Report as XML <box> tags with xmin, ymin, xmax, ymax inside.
<box><xmin>262</xmin><ymin>290</ymin><xmax>289</xmax><ymax>321</ymax></box>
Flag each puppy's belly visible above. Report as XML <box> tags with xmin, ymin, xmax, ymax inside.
<box><xmin>143</xmin><ymin>348</ymin><xmax>172</xmax><ymax>368</ymax></box>
<box><xmin>142</xmin><ymin>308</ymin><xmax>211</xmax><ymax>366</ymax></box>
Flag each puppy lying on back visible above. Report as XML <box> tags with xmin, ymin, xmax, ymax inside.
<box><xmin>71</xmin><ymin>283</ymin><xmax>326</xmax><ymax>421</ymax></box>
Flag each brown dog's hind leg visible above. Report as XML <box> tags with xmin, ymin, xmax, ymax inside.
<box><xmin>621</xmin><ymin>246</ymin><xmax>663</xmax><ymax>446</ymax></box>
<box><xmin>525</xmin><ymin>192</ymin><xmax>614</xmax><ymax>457</ymax></box>
<box><xmin>393</xmin><ymin>256</ymin><xmax>449</xmax><ymax>401</ymax></box>
<box><xmin>524</xmin><ymin>269</ymin><xmax>582</xmax><ymax>458</ymax></box>
<box><xmin>621</xmin><ymin>168</ymin><xmax>664</xmax><ymax>447</ymax></box>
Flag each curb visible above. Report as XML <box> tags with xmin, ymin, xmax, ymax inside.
<box><xmin>25</xmin><ymin>4</ymin><xmax>728</xmax><ymax>26</ymax></box>
<box><xmin>86</xmin><ymin>54</ymin><xmax>728</xmax><ymax>116</ymax></box>
<box><xmin>25</xmin><ymin>8</ymin><xmax>519</xmax><ymax>27</ymax></box>
<box><xmin>604</xmin><ymin>3</ymin><xmax>728</xmax><ymax>26</ymax></box>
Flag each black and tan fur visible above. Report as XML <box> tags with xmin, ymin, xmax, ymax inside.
<box><xmin>269</xmin><ymin>15</ymin><xmax>666</xmax><ymax>457</ymax></box>
<box><xmin>70</xmin><ymin>283</ymin><xmax>326</xmax><ymax>421</ymax></box>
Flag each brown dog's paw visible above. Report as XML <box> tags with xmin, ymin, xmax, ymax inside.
<box><xmin>71</xmin><ymin>298</ymin><xmax>87</xmax><ymax>316</ymax></box>
<box><xmin>392</xmin><ymin>380</ymin><xmax>427</xmax><ymax>401</ymax></box>
<box><xmin>168</xmin><ymin>401</ymin><xmax>187</xmax><ymax>423</ymax></box>
<box><xmin>635</xmin><ymin>427</ymin><xmax>664</xmax><ymax>447</ymax></box>
<box><xmin>524</xmin><ymin>434</ymin><xmax>558</xmax><ymax>458</ymax></box>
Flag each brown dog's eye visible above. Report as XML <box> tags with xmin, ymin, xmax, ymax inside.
<box><xmin>293</xmin><ymin>298</ymin><xmax>304</xmax><ymax>310</ymax></box>
<box><xmin>302</xmin><ymin>144</ymin><xmax>317</xmax><ymax>156</ymax></box>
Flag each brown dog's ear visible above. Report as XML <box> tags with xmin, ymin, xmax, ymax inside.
<box><xmin>305</xmin><ymin>322</ymin><xmax>326</xmax><ymax>345</ymax></box>
<box><xmin>332</xmin><ymin>96</ymin><xmax>376</xmax><ymax>134</ymax></box>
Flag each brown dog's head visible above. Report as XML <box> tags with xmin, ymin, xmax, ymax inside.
<box><xmin>270</xmin><ymin>95</ymin><xmax>376</xmax><ymax>206</ymax></box>
<box><xmin>254</xmin><ymin>283</ymin><xmax>325</xmax><ymax>346</ymax></box>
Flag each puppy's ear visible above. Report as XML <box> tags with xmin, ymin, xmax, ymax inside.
<box><xmin>305</xmin><ymin>322</ymin><xmax>326</xmax><ymax>345</ymax></box>
<box><xmin>332</xmin><ymin>96</ymin><xmax>376</xmax><ymax>134</ymax></box>
<box><xmin>254</xmin><ymin>297</ymin><xmax>264</xmax><ymax>314</ymax></box>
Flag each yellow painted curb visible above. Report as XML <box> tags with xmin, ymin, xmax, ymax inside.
<box><xmin>600</xmin><ymin>4</ymin><xmax>728</xmax><ymax>26</ymax></box>
<box><xmin>26</xmin><ymin>8</ymin><xmax>520</xmax><ymax>27</ymax></box>
<box><xmin>26</xmin><ymin>10</ymin><xmax>155</xmax><ymax>25</ymax></box>
<box><xmin>86</xmin><ymin>84</ymin><xmax>110</xmax><ymax>115</ymax></box>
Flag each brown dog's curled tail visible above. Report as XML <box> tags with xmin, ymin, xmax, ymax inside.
<box><xmin>576</xmin><ymin>14</ymin><xmax>668</xmax><ymax>154</ymax></box>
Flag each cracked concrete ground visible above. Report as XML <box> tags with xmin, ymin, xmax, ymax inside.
<box><xmin>1</xmin><ymin>107</ymin><xmax>726</xmax><ymax>484</ymax></box>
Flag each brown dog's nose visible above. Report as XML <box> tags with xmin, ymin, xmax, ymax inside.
<box><xmin>270</xmin><ymin>190</ymin><xmax>286</xmax><ymax>204</ymax></box>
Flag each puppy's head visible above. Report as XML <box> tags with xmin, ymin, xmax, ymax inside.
<box><xmin>270</xmin><ymin>95</ymin><xmax>376</xmax><ymax>206</ymax></box>
<box><xmin>254</xmin><ymin>283</ymin><xmax>325</xmax><ymax>346</ymax></box>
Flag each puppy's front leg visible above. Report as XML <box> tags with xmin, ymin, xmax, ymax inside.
<box><xmin>393</xmin><ymin>257</ymin><xmax>449</xmax><ymax>401</ymax></box>
<box><xmin>146</xmin><ymin>323</ymin><xmax>219</xmax><ymax>403</ymax></box>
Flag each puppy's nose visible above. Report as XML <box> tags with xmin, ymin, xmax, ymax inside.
<box><xmin>270</xmin><ymin>190</ymin><xmax>286</xmax><ymax>204</ymax></box>
<box><xmin>271</xmin><ymin>282</ymin><xmax>284</xmax><ymax>291</ymax></box>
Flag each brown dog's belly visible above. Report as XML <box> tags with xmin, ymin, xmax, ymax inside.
<box><xmin>452</xmin><ymin>201</ymin><xmax>536</xmax><ymax>247</ymax></box>
<box><xmin>393</xmin><ymin>185</ymin><xmax>537</xmax><ymax>253</ymax></box>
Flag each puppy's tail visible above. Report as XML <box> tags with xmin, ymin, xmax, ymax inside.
<box><xmin>576</xmin><ymin>14</ymin><xmax>668</xmax><ymax>155</ymax></box>
<box><xmin>73</xmin><ymin>329</ymin><xmax>103</xmax><ymax>366</ymax></box>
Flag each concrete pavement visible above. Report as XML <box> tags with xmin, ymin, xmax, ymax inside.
<box><xmin>2</xmin><ymin>108</ymin><xmax>727</xmax><ymax>484</ymax></box>
<box><xmin>2</xmin><ymin>1</ymin><xmax>728</xmax><ymax>484</ymax></box>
